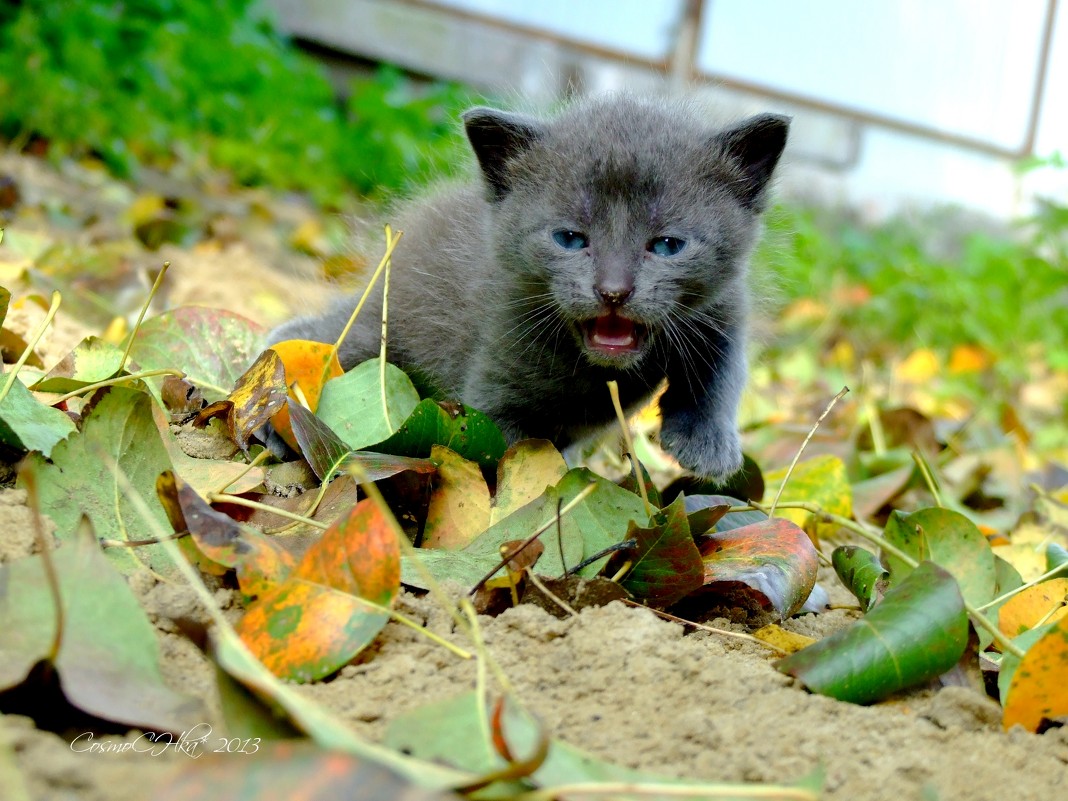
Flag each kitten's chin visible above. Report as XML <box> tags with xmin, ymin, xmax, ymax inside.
<box><xmin>580</xmin><ymin>313</ymin><xmax>648</xmax><ymax>367</ymax></box>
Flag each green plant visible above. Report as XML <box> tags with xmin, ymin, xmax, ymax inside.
<box><xmin>0</xmin><ymin>0</ymin><xmax>476</xmax><ymax>204</ymax></box>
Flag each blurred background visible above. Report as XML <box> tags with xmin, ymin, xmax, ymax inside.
<box><xmin>0</xmin><ymin>0</ymin><xmax>1065</xmax><ymax>522</ymax></box>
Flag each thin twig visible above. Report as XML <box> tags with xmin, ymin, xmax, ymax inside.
<box><xmin>119</xmin><ymin>261</ymin><xmax>170</xmax><ymax>372</ymax></box>
<box><xmin>527</xmin><ymin>571</ymin><xmax>578</xmax><ymax>617</ymax></box>
<box><xmin>607</xmin><ymin>380</ymin><xmax>652</xmax><ymax>516</ymax></box>
<box><xmin>769</xmin><ymin>386</ymin><xmax>848</xmax><ymax>518</ymax></box>
<box><xmin>1</xmin><ymin>291</ymin><xmax>60</xmax><ymax>404</ymax></box>
<box><xmin>621</xmin><ymin>600</ymin><xmax>787</xmax><ymax>655</ymax></box>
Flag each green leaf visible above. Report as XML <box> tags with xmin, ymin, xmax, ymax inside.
<box><xmin>883</xmin><ymin>507</ymin><xmax>997</xmax><ymax>608</ymax></box>
<box><xmin>316</xmin><ymin>358</ymin><xmax>420</xmax><ymax>451</ymax></box>
<box><xmin>776</xmin><ymin>561</ymin><xmax>969</xmax><ymax>704</ymax></box>
<box><xmin>31</xmin><ymin>336</ymin><xmax>125</xmax><ymax>392</ymax></box>
<box><xmin>19</xmin><ymin>387</ymin><xmax>175</xmax><ymax>575</ymax></box>
<box><xmin>127</xmin><ymin>306</ymin><xmax>265</xmax><ymax>401</ymax></box>
<box><xmin>0</xmin><ymin>524</ymin><xmax>204</xmax><ymax>731</ymax></box>
<box><xmin>621</xmin><ymin>495</ymin><xmax>704</xmax><ymax>608</ymax></box>
<box><xmin>0</xmin><ymin>283</ymin><xmax>9</xmax><ymax>328</ymax></box>
<box><xmin>699</xmin><ymin>517</ymin><xmax>819</xmax><ymax>618</ymax></box>
<box><xmin>402</xmin><ymin>468</ymin><xmax>646</xmax><ymax>589</ymax></box>
<box><xmin>288</xmin><ymin>399</ymin><xmax>351</xmax><ymax>481</ymax></box>
<box><xmin>831</xmin><ymin>545</ymin><xmax>889</xmax><ymax>612</ymax></box>
<box><xmin>373</xmin><ymin>398</ymin><xmax>506</xmax><ymax>472</ymax></box>
<box><xmin>0</xmin><ymin>378</ymin><xmax>76</xmax><ymax>456</ymax></box>
<box><xmin>1047</xmin><ymin>542</ymin><xmax>1068</xmax><ymax>577</ymax></box>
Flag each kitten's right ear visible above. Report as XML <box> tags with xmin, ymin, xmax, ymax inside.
<box><xmin>463</xmin><ymin>107</ymin><xmax>543</xmax><ymax>200</ymax></box>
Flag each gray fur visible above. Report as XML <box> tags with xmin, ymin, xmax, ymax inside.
<box><xmin>270</xmin><ymin>95</ymin><xmax>788</xmax><ymax>479</ymax></box>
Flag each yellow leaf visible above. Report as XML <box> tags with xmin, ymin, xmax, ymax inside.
<box><xmin>752</xmin><ymin>624</ymin><xmax>815</xmax><ymax>654</ymax></box>
<box><xmin>125</xmin><ymin>193</ymin><xmax>166</xmax><ymax>227</ymax></box>
<box><xmin>998</xmin><ymin>579</ymin><xmax>1068</xmax><ymax>637</ymax></box>
<box><xmin>764</xmin><ymin>455</ymin><xmax>852</xmax><ymax>544</ymax></box>
<box><xmin>895</xmin><ymin>348</ymin><xmax>940</xmax><ymax>383</ymax></box>
<box><xmin>1002</xmin><ymin>615</ymin><xmax>1068</xmax><ymax>732</ymax></box>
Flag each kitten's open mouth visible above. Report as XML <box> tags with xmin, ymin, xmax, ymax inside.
<box><xmin>582</xmin><ymin>313</ymin><xmax>645</xmax><ymax>357</ymax></box>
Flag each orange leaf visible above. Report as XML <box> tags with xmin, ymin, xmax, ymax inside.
<box><xmin>1002</xmin><ymin>615</ymin><xmax>1068</xmax><ymax>731</ymax></box>
<box><xmin>998</xmin><ymin>579</ymin><xmax>1068</xmax><ymax>637</ymax></box>
<box><xmin>235</xmin><ymin>498</ymin><xmax>401</xmax><ymax>681</ymax></box>
<box><xmin>948</xmin><ymin>344</ymin><xmax>993</xmax><ymax>374</ymax></box>
<box><xmin>268</xmin><ymin>340</ymin><xmax>343</xmax><ymax>451</ymax></box>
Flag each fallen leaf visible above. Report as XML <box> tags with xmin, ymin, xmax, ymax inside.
<box><xmin>157</xmin><ymin>471</ymin><xmax>296</xmax><ymax>599</ymax></box>
<box><xmin>1001</xmin><ymin>615</ymin><xmax>1068</xmax><ymax>731</ymax></box>
<box><xmin>753</xmin><ymin>624</ymin><xmax>816</xmax><ymax>653</ymax></box>
<box><xmin>0</xmin><ymin>522</ymin><xmax>203</xmax><ymax>731</ymax></box>
<box><xmin>699</xmin><ymin>517</ymin><xmax>819</xmax><ymax>618</ymax></box>
<box><xmin>267</xmin><ymin>340</ymin><xmax>343</xmax><ymax>450</ymax></box>
<box><xmin>20</xmin><ymin>387</ymin><xmax>175</xmax><ymax>576</ymax></box>
<box><xmin>235</xmin><ymin>498</ymin><xmax>401</xmax><ymax>682</ymax></box>
<box><xmin>373</xmin><ymin>398</ymin><xmax>506</xmax><ymax>472</ymax></box>
<box><xmin>831</xmin><ymin>545</ymin><xmax>889</xmax><ymax>612</ymax></box>
<box><xmin>422</xmin><ymin>445</ymin><xmax>491</xmax><ymax>550</ymax></box>
<box><xmin>883</xmin><ymin>507</ymin><xmax>997</xmax><ymax>608</ymax></box>
<box><xmin>997</xmin><ymin>579</ymin><xmax>1068</xmax><ymax>637</ymax></box>
<box><xmin>777</xmin><ymin>561</ymin><xmax>969</xmax><ymax>704</ymax></box>
<box><xmin>0</xmin><ymin>377</ymin><xmax>76</xmax><ymax>457</ymax></box>
<box><xmin>764</xmin><ymin>454</ymin><xmax>853</xmax><ymax>544</ymax></box>
<box><xmin>129</xmin><ymin>307</ymin><xmax>266</xmax><ymax>402</ymax></box>
<box><xmin>620</xmin><ymin>496</ymin><xmax>704</xmax><ymax>609</ymax></box>
<box><xmin>316</xmin><ymin>357</ymin><xmax>419</xmax><ymax>451</ymax></box>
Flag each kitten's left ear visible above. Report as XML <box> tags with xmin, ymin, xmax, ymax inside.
<box><xmin>463</xmin><ymin>107</ymin><xmax>544</xmax><ymax>200</ymax></box>
<box><xmin>715</xmin><ymin>114</ymin><xmax>791</xmax><ymax>209</ymax></box>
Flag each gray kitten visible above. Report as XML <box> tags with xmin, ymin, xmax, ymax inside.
<box><xmin>270</xmin><ymin>96</ymin><xmax>788</xmax><ymax>479</ymax></box>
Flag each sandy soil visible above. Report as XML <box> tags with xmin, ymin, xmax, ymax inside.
<box><xmin>1</xmin><ymin>152</ymin><xmax>1066</xmax><ymax>800</ymax></box>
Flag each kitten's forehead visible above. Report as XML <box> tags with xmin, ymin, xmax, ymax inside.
<box><xmin>536</xmin><ymin>99</ymin><xmax>714</xmax><ymax>223</ymax></box>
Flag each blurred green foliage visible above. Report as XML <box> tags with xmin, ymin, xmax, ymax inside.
<box><xmin>757</xmin><ymin>196</ymin><xmax>1068</xmax><ymax>381</ymax></box>
<box><xmin>0</xmin><ymin>0</ymin><xmax>476</xmax><ymax>204</ymax></box>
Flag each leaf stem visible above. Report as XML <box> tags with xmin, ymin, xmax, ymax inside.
<box><xmin>0</xmin><ymin>290</ymin><xmax>60</xmax><ymax>405</ymax></box>
<box><xmin>912</xmin><ymin>450</ymin><xmax>943</xmax><ymax>508</ymax></box>
<box><xmin>207</xmin><ymin>493</ymin><xmax>329</xmax><ymax>529</ymax></box>
<box><xmin>515</xmin><ymin>781</ymin><xmax>818</xmax><ymax>800</ymax></box>
<box><xmin>119</xmin><ymin>261</ymin><xmax>170</xmax><ymax>373</ymax></box>
<box><xmin>51</xmin><ymin>368</ymin><xmax>185</xmax><ymax>405</ymax></box>
<box><xmin>607</xmin><ymin>380</ymin><xmax>651</xmax><ymax>516</ymax></box>
<box><xmin>379</xmin><ymin>225</ymin><xmax>393</xmax><ymax>430</ymax></box>
<box><xmin>331</xmin><ymin>229</ymin><xmax>403</xmax><ymax>365</ymax></box>
<box><xmin>348</xmin><ymin>595</ymin><xmax>471</xmax><ymax>659</ymax></box>
<box><xmin>769</xmin><ymin>386</ymin><xmax>848</xmax><ymax>518</ymax></box>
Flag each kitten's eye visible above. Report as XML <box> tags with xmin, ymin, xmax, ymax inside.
<box><xmin>552</xmin><ymin>230</ymin><xmax>589</xmax><ymax>250</ymax></box>
<box><xmin>648</xmin><ymin>237</ymin><xmax>686</xmax><ymax>257</ymax></box>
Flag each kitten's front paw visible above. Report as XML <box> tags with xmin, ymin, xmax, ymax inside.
<box><xmin>658</xmin><ymin>421</ymin><xmax>743</xmax><ymax>482</ymax></box>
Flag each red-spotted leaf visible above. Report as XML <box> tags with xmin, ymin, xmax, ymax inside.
<box><xmin>777</xmin><ymin>561</ymin><xmax>969</xmax><ymax>704</ymax></box>
<box><xmin>620</xmin><ymin>496</ymin><xmax>703</xmax><ymax>609</ymax></box>
<box><xmin>883</xmin><ymin>507</ymin><xmax>997</xmax><ymax>608</ymax></box>
<box><xmin>698</xmin><ymin>517</ymin><xmax>818</xmax><ymax>618</ymax></box>
<box><xmin>235</xmin><ymin>498</ymin><xmax>400</xmax><ymax>681</ymax></box>
<box><xmin>127</xmin><ymin>307</ymin><xmax>266</xmax><ymax>402</ymax></box>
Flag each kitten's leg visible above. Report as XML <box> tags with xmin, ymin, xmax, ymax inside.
<box><xmin>657</xmin><ymin>320</ymin><xmax>746</xmax><ymax>481</ymax></box>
